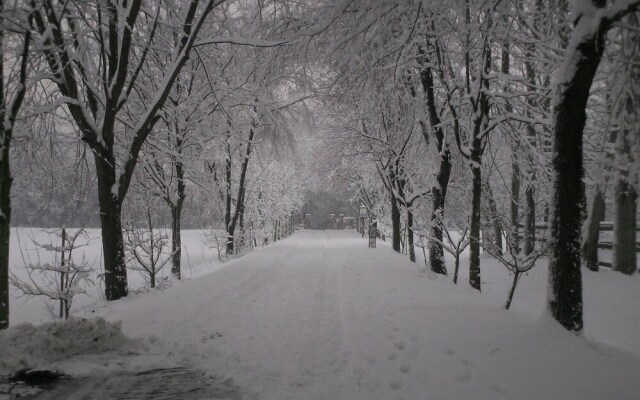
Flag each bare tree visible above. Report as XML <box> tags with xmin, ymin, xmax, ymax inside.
<box><xmin>32</xmin><ymin>0</ymin><xmax>221</xmax><ymax>300</ymax></box>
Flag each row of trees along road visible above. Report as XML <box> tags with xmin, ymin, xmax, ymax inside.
<box><xmin>311</xmin><ymin>0</ymin><xmax>639</xmax><ymax>333</ymax></box>
<box><xmin>0</xmin><ymin>0</ymin><xmax>307</xmax><ymax>329</ymax></box>
<box><xmin>1</xmin><ymin>0</ymin><xmax>639</xmax><ymax>335</ymax></box>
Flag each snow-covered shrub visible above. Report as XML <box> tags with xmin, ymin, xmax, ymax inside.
<box><xmin>124</xmin><ymin>209</ymin><xmax>173</xmax><ymax>289</ymax></box>
<box><xmin>11</xmin><ymin>228</ymin><xmax>94</xmax><ymax>320</ymax></box>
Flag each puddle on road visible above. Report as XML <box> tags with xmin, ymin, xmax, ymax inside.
<box><xmin>1</xmin><ymin>367</ymin><xmax>242</xmax><ymax>400</ymax></box>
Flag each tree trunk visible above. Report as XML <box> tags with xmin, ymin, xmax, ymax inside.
<box><xmin>0</xmin><ymin>134</ymin><xmax>12</xmax><ymax>329</ymax></box>
<box><xmin>453</xmin><ymin>255</ymin><xmax>460</xmax><ymax>285</ymax></box>
<box><xmin>485</xmin><ymin>181</ymin><xmax>503</xmax><ymax>254</ymax></box>
<box><xmin>505</xmin><ymin>22</ymin><xmax>520</xmax><ymax>253</ymax></box>
<box><xmin>547</xmin><ymin>1</ymin><xmax>615</xmax><ymax>331</ymax></box>
<box><xmin>0</xmin><ymin>8</ymin><xmax>31</xmax><ymax>329</ymax></box>
<box><xmin>407</xmin><ymin>209</ymin><xmax>415</xmax><ymax>262</ymax></box>
<box><xmin>170</xmin><ymin>134</ymin><xmax>186</xmax><ymax>279</ymax></box>
<box><xmin>391</xmin><ymin>194</ymin><xmax>401</xmax><ymax>253</ymax></box>
<box><xmin>273</xmin><ymin>220</ymin><xmax>278</xmax><ymax>243</ymax></box>
<box><xmin>511</xmin><ymin>161</ymin><xmax>520</xmax><ymax>247</ymax></box>
<box><xmin>171</xmin><ymin>205</ymin><xmax>182</xmax><ymax>279</ymax></box>
<box><xmin>463</xmin><ymin>7</ymin><xmax>490</xmax><ymax>292</ymax></box>
<box><xmin>522</xmin><ymin>6</ymin><xmax>539</xmax><ymax>257</ymax></box>
<box><xmin>505</xmin><ymin>270</ymin><xmax>520</xmax><ymax>310</ymax></box>
<box><xmin>428</xmin><ymin>184</ymin><xmax>449</xmax><ymax>275</ymax></box>
<box><xmin>582</xmin><ymin>188</ymin><xmax>605</xmax><ymax>271</ymax></box>
<box><xmin>613</xmin><ymin>172</ymin><xmax>637</xmax><ymax>275</ymax></box>
<box><xmin>95</xmin><ymin>156</ymin><xmax>128</xmax><ymax>301</ymax></box>
<box><xmin>59</xmin><ymin>229</ymin><xmax>66</xmax><ymax>319</ymax></box>
<box><xmin>523</xmin><ymin>183</ymin><xmax>536</xmax><ymax>254</ymax></box>
<box><xmin>224</xmin><ymin>136</ymin><xmax>232</xmax><ymax>254</ymax></box>
<box><xmin>469</xmin><ymin>163</ymin><xmax>482</xmax><ymax>291</ymax></box>
<box><xmin>418</xmin><ymin>43</ymin><xmax>452</xmax><ymax>276</ymax></box>
<box><xmin>227</xmin><ymin>128</ymin><xmax>254</xmax><ymax>255</ymax></box>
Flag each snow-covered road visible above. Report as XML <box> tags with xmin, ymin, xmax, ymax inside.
<box><xmin>81</xmin><ymin>230</ymin><xmax>640</xmax><ymax>400</ymax></box>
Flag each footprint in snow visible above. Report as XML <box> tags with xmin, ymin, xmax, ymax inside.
<box><xmin>455</xmin><ymin>372</ymin><xmax>472</xmax><ymax>382</ymax></box>
<box><xmin>389</xmin><ymin>380</ymin><xmax>402</xmax><ymax>390</ymax></box>
<box><xmin>399</xmin><ymin>364</ymin><xmax>411</xmax><ymax>374</ymax></box>
<box><xmin>394</xmin><ymin>342</ymin><xmax>405</xmax><ymax>351</ymax></box>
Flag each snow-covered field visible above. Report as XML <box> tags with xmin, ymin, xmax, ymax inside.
<box><xmin>7</xmin><ymin>227</ymin><xmax>225</xmax><ymax>326</ymax></box>
<box><xmin>3</xmin><ymin>229</ymin><xmax>640</xmax><ymax>399</ymax></box>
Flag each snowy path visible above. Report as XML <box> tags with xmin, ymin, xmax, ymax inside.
<box><xmin>75</xmin><ymin>230</ymin><xmax>640</xmax><ymax>400</ymax></box>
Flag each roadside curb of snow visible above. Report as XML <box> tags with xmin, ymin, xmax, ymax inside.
<box><xmin>0</xmin><ymin>317</ymin><xmax>153</xmax><ymax>377</ymax></box>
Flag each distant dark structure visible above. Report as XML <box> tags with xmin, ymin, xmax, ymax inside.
<box><xmin>328</xmin><ymin>213</ymin><xmax>355</xmax><ymax>230</ymax></box>
<box><xmin>304</xmin><ymin>214</ymin><xmax>311</xmax><ymax>229</ymax></box>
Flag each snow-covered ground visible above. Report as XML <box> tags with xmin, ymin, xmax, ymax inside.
<box><xmin>3</xmin><ymin>229</ymin><xmax>640</xmax><ymax>399</ymax></box>
<box><xmin>7</xmin><ymin>227</ymin><xmax>225</xmax><ymax>326</ymax></box>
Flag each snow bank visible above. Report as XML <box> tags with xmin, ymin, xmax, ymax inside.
<box><xmin>0</xmin><ymin>317</ymin><xmax>140</xmax><ymax>375</ymax></box>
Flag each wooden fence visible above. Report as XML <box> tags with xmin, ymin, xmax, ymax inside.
<box><xmin>521</xmin><ymin>221</ymin><xmax>639</xmax><ymax>268</ymax></box>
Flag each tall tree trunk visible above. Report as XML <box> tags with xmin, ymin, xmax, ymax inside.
<box><xmin>469</xmin><ymin>156</ymin><xmax>482</xmax><ymax>291</ymax></box>
<box><xmin>0</xmin><ymin>4</ymin><xmax>31</xmax><ymax>328</ymax></box>
<box><xmin>171</xmin><ymin>205</ymin><xmax>182</xmax><ymax>279</ymax></box>
<box><xmin>428</xmin><ymin>189</ymin><xmax>448</xmax><ymax>275</ymax></box>
<box><xmin>613</xmin><ymin>132</ymin><xmax>637</xmax><ymax>274</ymax></box>
<box><xmin>150</xmin><ymin>269</ymin><xmax>156</xmax><ymax>289</ymax></box>
<box><xmin>169</xmin><ymin>129</ymin><xmax>186</xmax><ymax>279</ymax></box>
<box><xmin>171</xmin><ymin>145</ymin><xmax>186</xmax><ymax>279</ymax></box>
<box><xmin>407</xmin><ymin>209</ymin><xmax>415</xmax><ymax>262</ymax></box>
<box><xmin>523</xmin><ymin>183</ymin><xmax>536</xmax><ymax>254</ymax></box>
<box><xmin>521</xmin><ymin>0</ymin><xmax>540</xmax><ymax>256</ymax></box>
<box><xmin>463</xmin><ymin>5</ymin><xmax>490</xmax><ymax>292</ymax></box>
<box><xmin>59</xmin><ymin>229</ymin><xmax>66</xmax><ymax>319</ymax></box>
<box><xmin>227</xmin><ymin>128</ymin><xmax>254</xmax><ymax>255</ymax></box>
<box><xmin>504</xmin><ymin>15</ymin><xmax>520</xmax><ymax>252</ymax></box>
<box><xmin>391</xmin><ymin>194</ymin><xmax>401</xmax><ymax>253</ymax></box>
<box><xmin>511</xmin><ymin>161</ymin><xmax>521</xmax><ymax>246</ymax></box>
<box><xmin>0</xmin><ymin>134</ymin><xmax>11</xmax><ymax>329</ymax></box>
<box><xmin>273</xmin><ymin>219</ymin><xmax>278</xmax><ymax>242</ymax></box>
<box><xmin>547</xmin><ymin>0</ymin><xmax>620</xmax><ymax>332</ymax></box>
<box><xmin>95</xmin><ymin>155</ymin><xmax>128</xmax><ymax>300</ymax></box>
<box><xmin>427</xmin><ymin>157</ymin><xmax>452</xmax><ymax>275</ymax></box>
<box><xmin>612</xmin><ymin>180</ymin><xmax>637</xmax><ymax>275</ymax></box>
<box><xmin>417</xmin><ymin>45</ymin><xmax>452</xmax><ymax>276</ymax></box>
<box><xmin>485</xmin><ymin>180</ymin><xmax>503</xmax><ymax>254</ymax></box>
<box><xmin>582</xmin><ymin>188</ymin><xmax>605</xmax><ymax>271</ymax></box>
<box><xmin>224</xmin><ymin>136</ymin><xmax>232</xmax><ymax>254</ymax></box>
